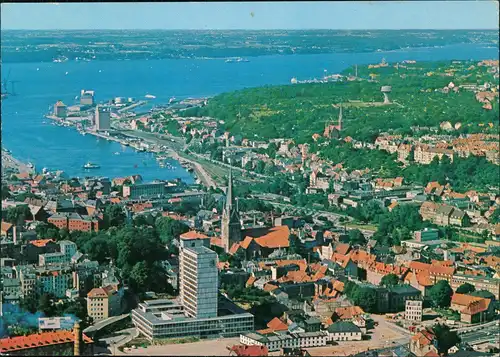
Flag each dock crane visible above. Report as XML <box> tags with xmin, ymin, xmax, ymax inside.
<box><xmin>1</xmin><ymin>69</ymin><xmax>19</xmax><ymax>97</ymax></box>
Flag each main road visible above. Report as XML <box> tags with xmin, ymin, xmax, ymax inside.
<box><xmin>459</xmin><ymin>321</ymin><xmax>499</xmax><ymax>346</ymax></box>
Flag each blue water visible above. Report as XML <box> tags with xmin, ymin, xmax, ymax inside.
<box><xmin>1</xmin><ymin>43</ymin><xmax>498</xmax><ymax>182</ymax></box>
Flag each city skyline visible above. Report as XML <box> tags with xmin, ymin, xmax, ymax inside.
<box><xmin>1</xmin><ymin>1</ymin><xmax>499</xmax><ymax>30</ymax></box>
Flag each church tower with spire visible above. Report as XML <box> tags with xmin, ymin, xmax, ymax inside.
<box><xmin>221</xmin><ymin>167</ymin><xmax>242</xmax><ymax>252</ymax></box>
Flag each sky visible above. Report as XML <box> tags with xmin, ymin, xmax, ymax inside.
<box><xmin>1</xmin><ymin>1</ymin><xmax>498</xmax><ymax>31</ymax></box>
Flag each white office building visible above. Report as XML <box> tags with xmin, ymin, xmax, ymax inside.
<box><xmin>179</xmin><ymin>237</ymin><xmax>218</xmax><ymax>319</ymax></box>
<box><xmin>132</xmin><ymin>235</ymin><xmax>253</xmax><ymax>340</ymax></box>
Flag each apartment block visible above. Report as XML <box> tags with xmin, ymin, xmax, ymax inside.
<box><xmin>405</xmin><ymin>300</ymin><xmax>423</xmax><ymax>322</ymax></box>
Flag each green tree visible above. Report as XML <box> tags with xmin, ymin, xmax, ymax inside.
<box><xmin>266</xmin><ymin>142</ymin><xmax>278</xmax><ymax>158</ymax></box>
<box><xmin>133</xmin><ymin>214</ymin><xmax>150</xmax><ymax>227</ymax></box>
<box><xmin>348</xmin><ymin>229</ymin><xmax>366</xmax><ymax>245</ymax></box>
<box><xmin>429</xmin><ymin>280</ymin><xmax>453</xmax><ymax>308</ymax></box>
<box><xmin>104</xmin><ymin>205</ymin><xmax>126</xmax><ymax>227</ymax></box>
<box><xmin>432</xmin><ymin>324</ymin><xmax>461</xmax><ymax>356</ymax></box>
<box><xmin>380</xmin><ymin>273</ymin><xmax>400</xmax><ymax>288</ymax></box>
<box><xmin>83</xmin><ymin>236</ymin><xmax>109</xmax><ymax>263</ymax></box>
<box><xmin>6</xmin><ymin>205</ymin><xmax>32</xmax><ymax>225</ymax></box>
<box><xmin>455</xmin><ymin>283</ymin><xmax>475</xmax><ymax>294</ymax></box>
<box><xmin>129</xmin><ymin>261</ymin><xmax>150</xmax><ymax>292</ymax></box>
<box><xmin>264</xmin><ymin>162</ymin><xmax>276</xmax><ymax>176</ymax></box>
<box><xmin>37</xmin><ymin>293</ymin><xmax>56</xmax><ymax>317</ymax></box>
<box><xmin>490</xmin><ymin>207</ymin><xmax>500</xmax><ymax>224</ymax></box>
<box><xmin>244</xmin><ymin>161</ymin><xmax>253</xmax><ymax>170</ymax></box>
<box><xmin>155</xmin><ymin>216</ymin><xmax>189</xmax><ymax>247</ymax></box>
<box><xmin>1</xmin><ymin>185</ymin><xmax>10</xmax><ymax>200</ymax></box>
<box><xmin>255</xmin><ymin>160</ymin><xmax>265</xmax><ymax>174</ymax></box>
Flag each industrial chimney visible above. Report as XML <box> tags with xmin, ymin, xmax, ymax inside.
<box><xmin>73</xmin><ymin>321</ymin><xmax>82</xmax><ymax>356</ymax></box>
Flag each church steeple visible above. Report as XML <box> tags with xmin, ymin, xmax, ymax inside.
<box><xmin>221</xmin><ymin>167</ymin><xmax>242</xmax><ymax>252</ymax></box>
<box><xmin>225</xmin><ymin>166</ymin><xmax>234</xmax><ymax>212</ymax></box>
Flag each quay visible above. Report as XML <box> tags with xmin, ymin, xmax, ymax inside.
<box><xmin>117</xmin><ymin>100</ymin><xmax>147</xmax><ymax>113</ymax></box>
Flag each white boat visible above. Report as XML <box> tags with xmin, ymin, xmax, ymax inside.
<box><xmin>145</xmin><ymin>94</ymin><xmax>156</xmax><ymax>99</ymax></box>
<box><xmin>83</xmin><ymin>162</ymin><xmax>100</xmax><ymax>169</ymax></box>
<box><xmin>114</xmin><ymin>152</ymin><xmax>120</xmax><ymax>155</ymax></box>
<box><xmin>27</xmin><ymin>162</ymin><xmax>34</xmax><ymax>169</ymax></box>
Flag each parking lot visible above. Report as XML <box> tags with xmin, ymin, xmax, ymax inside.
<box><xmin>116</xmin><ymin>337</ymin><xmax>241</xmax><ymax>356</ymax></box>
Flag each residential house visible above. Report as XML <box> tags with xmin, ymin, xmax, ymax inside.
<box><xmin>409</xmin><ymin>329</ymin><xmax>439</xmax><ymax>357</ymax></box>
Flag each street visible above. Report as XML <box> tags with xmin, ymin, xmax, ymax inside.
<box><xmin>459</xmin><ymin>322</ymin><xmax>500</xmax><ymax>345</ymax></box>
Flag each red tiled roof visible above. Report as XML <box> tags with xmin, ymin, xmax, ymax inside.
<box><xmin>246</xmin><ymin>276</ymin><xmax>257</xmax><ymax>287</ymax></box>
<box><xmin>229</xmin><ymin>243</ymin><xmax>241</xmax><ymax>255</ymax></box>
<box><xmin>255</xmin><ymin>226</ymin><xmax>290</xmax><ymax>249</ymax></box>
<box><xmin>210</xmin><ymin>237</ymin><xmax>224</xmax><ymax>248</ymax></box>
<box><xmin>228</xmin><ymin>345</ymin><xmax>268</xmax><ymax>356</ymax></box>
<box><xmin>429</xmin><ymin>265</ymin><xmax>455</xmax><ymax>277</ymax></box>
<box><xmin>1</xmin><ymin>221</ymin><xmax>13</xmax><ymax>233</ymax></box>
<box><xmin>180</xmin><ymin>231</ymin><xmax>209</xmax><ymax>240</ymax></box>
<box><xmin>416</xmin><ymin>271</ymin><xmax>433</xmax><ymax>287</ymax></box>
<box><xmin>409</xmin><ymin>261</ymin><xmax>432</xmax><ymax>272</ymax></box>
<box><xmin>267</xmin><ymin>317</ymin><xmax>288</xmax><ymax>331</ymax></box>
<box><xmin>411</xmin><ymin>329</ymin><xmax>435</xmax><ymax>346</ymax></box>
<box><xmin>334</xmin><ymin>306</ymin><xmax>364</xmax><ymax>320</ymax></box>
<box><xmin>263</xmin><ymin>283</ymin><xmax>279</xmax><ymax>292</ymax></box>
<box><xmin>30</xmin><ymin>239</ymin><xmax>55</xmax><ymax>248</ymax></box>
<box><xmin>87</xmin><ymin>285</ymin><xmax>116</xmax><ymax>298</ymax></box>
<box><xmin>335</xmin><ymin>243</ymin><xmax>351</xmax><ymax>256</ymax></box>
<box><xmin>240</xmin><ymin>236</ymin><xmax>254</xmax><ymax>249</ymax></box>
<box><xmin>0</xmin><ymin>331</ymin><xmax>92</xmax><ymax>353</ymax></box>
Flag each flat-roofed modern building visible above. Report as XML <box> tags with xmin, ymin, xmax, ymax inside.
<box><xmin>122</xmin><ymin>183</ymin><xmax>166</xmax><ymax>199</ymax></box>
<box><xmin>131</xmin><ymin>237</ymin><xmax>253</xmax><ymax>340</ymax></box>
<box><xmin>131</xmin><ymin>298</ymin><xmax>254</xmax><ymax>341</ymax></box>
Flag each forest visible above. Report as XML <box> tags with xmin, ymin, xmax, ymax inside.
<box><xmin>187</xmin><ymin>60</ymin><xmax>498</xmax><ymax>143</ymax></box>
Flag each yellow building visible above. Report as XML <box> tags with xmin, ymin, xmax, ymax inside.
<box><xmin>86</xmin><ymin>285</ymin><xmax>121</xmax><ymax>322</ymax></box>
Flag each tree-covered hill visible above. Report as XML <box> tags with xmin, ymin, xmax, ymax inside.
<box><xmin>185</xmin><ymin>60</ymin><xmax>499</xmax><ymax>143</ymax></box>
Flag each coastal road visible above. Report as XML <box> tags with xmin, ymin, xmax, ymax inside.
<box><xmin>1</xmin><ymin>151</ymin><xmax>34</xmax><ymax>174</ymax></box>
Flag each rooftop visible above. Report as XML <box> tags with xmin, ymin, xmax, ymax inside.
<box><xmin>0</xmin><ymin>330</ymin><xmax>92</xmax><ymax>353</ymax></box>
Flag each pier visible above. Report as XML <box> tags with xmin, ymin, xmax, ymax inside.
<box><xmin>117</xmin><ymin>100</ymin><xmax>147</xmax><ymax>113</ymax></box>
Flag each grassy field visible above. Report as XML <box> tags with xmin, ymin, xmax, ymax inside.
<box><xmin>345</xmin><ymin>223</ymin><xmax>378</xmax><ymax>232</ymax></box>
